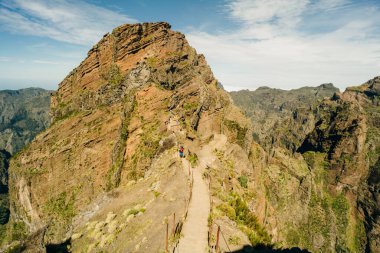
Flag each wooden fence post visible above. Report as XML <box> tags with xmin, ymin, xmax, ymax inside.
<box><xmin>172</xmin><ymin>213</ymin><xmax>176</xmax><ymax>236</ymax></box>
<box><xmin>166</xmin><ymin>222</ymin><xmax>169</xmax><ymax>253</ymax></box>
<box><xmin>216</xmin><ymin>225</ymin><xmax>220</xmax><ymax>253</ymax></box>
<box><xmin>209</xmin><ymin>222</ymin><xmax>213</xmax><ymax>246</ymax></box>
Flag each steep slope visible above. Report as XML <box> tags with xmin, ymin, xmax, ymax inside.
<box><xmin>230</xmin><ymin>84</ymin><xmax>338</xmax><ymax>153</ymax></box>
<box><xmin>0</xmin><ymin>88</ymin><xmax>50</xmax><ymax>248</ymax></box>
<box><xmin>0</xmin><ymin>150</ymin><xmax>11</xmax><ymax>232</ymax></box>
<box><xmin>0</xmin><ymin>88</ymin><xmax>51</xmax><ymax>155</ymax></box>
<box><xmin>4</xmin><ymin>21</ymin><xmax>377</xmax><ymax>253</ymax></box>
<box><xmin>231</xmin><ymin>78</ymin><xmax>379</xmax><ymax>252</ymax></box>
<box><xmin>299</xmin><ymin>77</ymin><xmax>380</xmax><ymax>252</ymax></box>
<box><xmin>5</xmin><ymin>22</ymin><xmax>253</xmax><ymax>252</ymax></box>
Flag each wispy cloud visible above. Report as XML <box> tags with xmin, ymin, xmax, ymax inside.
<box><xmin>32</xmin><ymin>59</ymin><xmax>60</xmax><ymax>65</ymax></box>
<box><xmin>0</xmin><ymin>0</ymin><xmax>137</xmax><ymax>45</ymax></box>
<box><xmin>0</xmin><ymin>56</ymin><xmax>11</xmax><ymax>62</ymax></box>
<box><xmin>187</xmin><ymin>0</ymin><xmax>380</xmax><ymax>90</ymax></box>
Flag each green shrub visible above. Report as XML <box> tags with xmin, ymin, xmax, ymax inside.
<box><xmin>188</xmin><ymin>153</ymin><xmax>199</xmax><ymax>167</ymax></box>
<box><xmin>10</xmin><ymin>221</ymin><xmax>27</xmax><ymax>241</ymax></box>
<box><xmin>228</xmin><ymin>235</ymin><xmax>241</xmax><ymax>245</ymax></box>
<box><xmin>224</xmin><ymin>120</ymin><xmax>247</xmax><ymax>147</ymax></box>
<box><xmin>146</xmin><ymin>57</ymin><xmax>159</xmax><ymax>68</ymax></box>
<box><xmin>227</xmin><ymin>193</ymin><xmax>271</xmax><ymax>246</ymax></box>
<box><xmin>128</xmin><ymin>209</ymin><xmax>139</xmax><ymax>216</ymax></box>
<box><xmin>44</xmin><ymin>192</ymin><xmax>75</xmax><ymax>221</ymax></box>
<box><xmin>183</xmin><ymin>102</ymin><xmax>198</xmax><ymax>112</ymax></box>
<box><xmin>128</xmin><ymin>207</ymin><xmax>145</xmax><ymax>216</ymax></box>
<box><xmin>130</xmin><ymin>122</ymin><xmax>161</xmax><ymax>179</ymax></box>
<box><xmin>217</xmin><ymin>203</ymin><xmax>236</xmax><ymax>220</ymax></box>
<box><xmin>332</xmin><ymin>194</ymin><xmax>349</xmax><ymax>234</ymax></box>
<box><xmin>238</xmin><ymin>176</ymin><xmax>248</xmax><ymax>188</ymax></box>
<box><xmin>106</xmin><ymin>64</ymin><xmax>123</xmax><ymax>86</ymax></box>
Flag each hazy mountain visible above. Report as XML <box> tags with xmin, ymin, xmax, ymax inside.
<box><xmin>230</xmin><ymin>84</ymin><xmax>339</xmax><ymax>153</ymax></box>
<box><xmin>0</xmin><ymin>88</ymin><xmax>51</xmax><ymax>155</ymax></box>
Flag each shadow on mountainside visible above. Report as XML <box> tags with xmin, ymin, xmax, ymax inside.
<box><xmin>45</xmin><ymin>238</ymin><xmax>71</xmax><ymax>253</ymax></box>
<box><xmin>228</xmin><ymin>245</ymin><xmax>311</xmax><ymax>253</ymax></box>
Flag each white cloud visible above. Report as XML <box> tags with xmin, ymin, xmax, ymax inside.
<box><xmin>186</xmin><ymin>0</ymin><xmax>380</xmax><ymax>91</ymax></box>
<box><xmin>0</xmin><ymin>0</ymin><xmax>137</xmax><ymax>45</ymax></box>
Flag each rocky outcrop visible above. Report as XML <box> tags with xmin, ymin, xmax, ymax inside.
<box><xmin>230</xmin><ymin>84</ymin><xmax>338</xmax><ymax>153</ymax></box>
<box><xmin>6</xmin><ymin>22</ymin><xmax>251</xmax><ymax>252</ymax></box>
<box><xmin>231</xmin><ymin>79</ymin><xmax>379</xmax><ymax>252</ymax></box>
<box><xmin>4</xmin><ymin>21</ymin><xmax>379</xmax><ymax>253</ymax></box>
<box><xmin>0</xmin><ymin>88</ymin><xmax>51</xmax><ymax>155</ymax></box>
<box><xmin>298</xmin><ymin>77</ymin><xmax>380</xmax><ymax>252</ymax></box>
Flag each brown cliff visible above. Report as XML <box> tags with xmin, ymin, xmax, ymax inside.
<box><xmin>6</xmin><ymin>22</ymin><xmax>252</xmax><ymax>252</ymax></box>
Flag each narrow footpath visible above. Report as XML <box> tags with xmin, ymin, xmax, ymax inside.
<box><xmin>176</xmin><ymin>158</ymin><xmax>210</xmax><ymax>253</ymax></box>
<box><xmin>176</xmin><ymin>135</ymin><xmax>227</xmax><ymax>253</ymax></box>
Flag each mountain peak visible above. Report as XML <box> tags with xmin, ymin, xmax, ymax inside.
<box><xmin>52</xmin><ymin>21</ymin><xmax>197</xmax><ymax>121</ymax></box>
<box><xmin>318</xmin><ymin>83</ymin><xmax>336</xmax><ymax>89</ymax></box>
<box><xmin>8</xmin><ymin>21</ymin><xmax>251</xmax><ymax>250</ymax></box>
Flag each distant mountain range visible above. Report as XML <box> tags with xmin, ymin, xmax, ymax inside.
<box><xmin>0</xmin><ymin>22</ymin><xmax>379</xmax><ymax>253</ymax></box>
<box><xmin>0</xmin><ymin>88</ymin><xmax>51</xmax><ymax>155</ymax></box>
<box><xmin>230</xmin><ymin>84</ymin><xmax>339</xmax><ymax>153</ymax></box>
<box><xmin>0</xmin><ymin>88</ymin><xmax>50</xmax><ymax>244</ymax></box>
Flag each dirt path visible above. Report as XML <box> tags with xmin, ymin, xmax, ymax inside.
<box><xmin>176</xmin><ymin>158</ymin><xmax>210</xmax><ymax>253</ymax></box>
<box><xmin>176</xmin><ymin>134</ymin><xmax>227</xmax><ymax>253</ymax></box>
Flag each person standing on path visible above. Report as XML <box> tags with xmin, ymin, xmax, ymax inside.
<box><xmin>179</xmin><ymin>145</ymin><xmax>184</xmax><ymax>158</ymax></box>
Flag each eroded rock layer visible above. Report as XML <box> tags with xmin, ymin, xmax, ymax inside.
<box><xmin>3</xmin><ymin>21</ymin><xmax>379</xmax><ymax>253</ymax></box>
<box><xmin>6</xmin><ymin>22</ymin><xmax>252</xmax><ymax>252</ymax></box>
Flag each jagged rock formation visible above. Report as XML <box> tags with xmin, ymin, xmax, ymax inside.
<box><xmin>3</xmin><ymin>21</ymin><xmax>379</xmax><ymax>253</ymax></box>
<box><xmin>5</xmin><ymin>22</ymin><xmax>253</xmax><ymax>252</ymax></box>
<box><xmin>230</xmin><ymin>84</ymin><xmax>338</xmax><ymax>153</ymax></box>
<box><xmin>232</xmin><ymin>78</ymin><xmax>379</xmax><ymax>252</ymax></box>
<box><xmin>0</xmin><ymin>88</ymin><xmax>51</xmax><ymax>155</ymax></box>
<box><xmin>298</xmin><ymin>77</ymin><xmax>380</xmax><ymax>252</ymax></box>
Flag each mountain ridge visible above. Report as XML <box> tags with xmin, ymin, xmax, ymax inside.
<box><xmin>1</xmin><ymin>22</ymin><xmax>379</xmax><ymax>253</ymax></box>
<box><xmin>5</xmin><ymin>22</ymin><xmax>254</xmax><ymax>252</ymax></box>
<box><xmin>0</xmin><ymin>87</ymin><xmax>51</xmax><ymax>155</ymax></box>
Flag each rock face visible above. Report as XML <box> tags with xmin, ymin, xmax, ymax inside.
<box><xmin>299</xmin><ymin>77</ymin><xmax>380</xmax><ymax>253</ymax></box>
<box><xmin>0</xmin><ymin>88</ymin><xmax>51</xmax><ymax>155</ymax></box>
<box><xmin>6</xmin><ymin>22</ymin><xmax>252</xmax><ymax>252</ymax></box>
<box><xmin>230</xmin><ymin>84</ymin><xmax>338</xmax><ymax>153</ymax></box>
<box><xmin>0</xmin><ymin>88</ymin><xmax>50</xmax><ymax>247</ymax></box>
<box><xmin>232</xmin><ymin>78</ymin><xmax>380</xmax><ymax>252</ymax></box>
<box><xmin>4</xmin><ymin>21</ymin><xmax>379</xmax><ymax>253</ymax></box>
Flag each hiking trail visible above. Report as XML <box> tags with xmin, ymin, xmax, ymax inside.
<box><xmin>176</xmin><ymin>134</ymin><xmax>227</xmax><ymax>253</ymax></box>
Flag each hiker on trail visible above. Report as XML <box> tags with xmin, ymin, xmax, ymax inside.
<box><xmin>179</xmin><ymin>146</ymin><xmax>184</xmax><ymax>158</ymax></box>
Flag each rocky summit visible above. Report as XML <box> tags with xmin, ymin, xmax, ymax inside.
<box><xmin>0</xmin><ymin>22</ymin><xmax>379</xmax><ymax>253</ymax></box>
<box><xmin>3</xmin><ymin>22</ymin><xmax>252</xmax><ymax>252</ymax></box>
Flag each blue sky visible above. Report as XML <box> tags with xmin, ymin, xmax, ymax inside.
<box><xmin>0</xmin><ymin>0</ymin><xmax>380</xmax><ymax>91</ymax></box>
